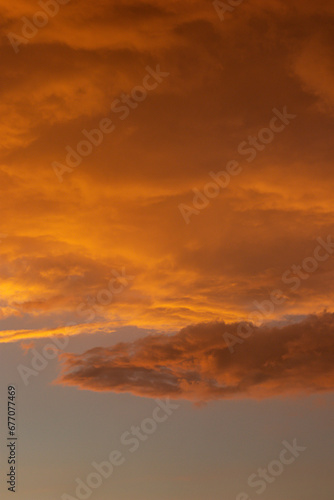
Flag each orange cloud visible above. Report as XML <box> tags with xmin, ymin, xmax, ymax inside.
<box><xmin>20</xmin><ymin>340</ymin><xmax>35</xmax><ymax>352</ymax></box>
<box><xmin>0</xmin><ymin>0</ymin><xmax>334</xmax><ymax>344</ymax></box>
<box><xmin>56</xmin><ymin>313</ymin><xmax>334</xmax><ymax>401</ymax></box>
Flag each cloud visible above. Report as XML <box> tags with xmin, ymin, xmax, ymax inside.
<box><xmin>20</xmin><ymin>340</ymin><xmax>35</xmax><ymax>352</ymax></box>
<box><xmin>1</xmin><ymin>0</ymin><xmax>334</xmax><ymax>342</ymax></box>
<box><xmin>293</xmin><ymin>37</ymin><xmax>334</xmax><ymax>111</ymax></box>
<box><xmin>56</xmin><ymin>312</ymin><xmax>334</xmax><ymax>401</ymax></box>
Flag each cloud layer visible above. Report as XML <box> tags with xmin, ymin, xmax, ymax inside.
<box><xmin>1</xmin><ymin>0</ymin><xmax>334</xmax><ymax>342</ymax></box>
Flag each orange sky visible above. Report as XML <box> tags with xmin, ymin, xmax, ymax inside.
<box><xmin>1</xmin><ymin>0</ymin><xmax>334</xmax><ymax>372</ymax></box>
<box><xmin>2</xmin><ymin>4</ymin><xmax>334</xmax><ymax>500</ymax></box>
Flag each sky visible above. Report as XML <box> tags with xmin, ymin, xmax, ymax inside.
<box><xmin>0</xmin><ymin>0</ymin><xmax>334</xmax><ymax>499</ymax></box>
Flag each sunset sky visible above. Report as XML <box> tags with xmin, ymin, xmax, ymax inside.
<box><xmin>1</xmin><ymin>0</ymin><xmax>334</xmax><ymax>499</ymax></box>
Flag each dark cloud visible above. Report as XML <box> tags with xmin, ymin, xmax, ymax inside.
<box><xmin>57</xmin><ymin>313</ymin><xmax>334</xmax><ymax>401</ymax></box>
